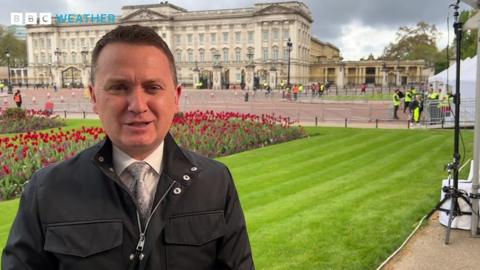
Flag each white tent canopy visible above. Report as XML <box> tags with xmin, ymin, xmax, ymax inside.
<box><xmin>428</xmin><ymin>55</ymin><xmax>477</xmax><ymax>100</ymax></box>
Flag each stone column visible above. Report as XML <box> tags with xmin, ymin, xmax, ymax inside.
<box><xmin>82</xmin><ymin>67</ymin><xmax>89</xmax><ymax>88</ymax></box>
<box><xmin>382</xmin><ymin>70</ymin><xmax>387</xmax><ymax>87</ymax></box>
<box><xmin>54</xmin><ymin>68</ymin><xmax>61</xmax><ymax>87</ymax></box>
<box><xmin>337</xmin><ymin>64</ymin><xmax>345</xmax><ymax>89</ymax></box>
<box><xmin>269</xmin><ymin>67</ymin><xmax>277</xmax><ymax>89</ymax></box>
<box><xmin>193</xmin><ymin>68</ymin><xmax>200</xmax><ymax>88</ymax></box>
<box><xmin>245</xmin><ymin>64</ymin><xmax>255</xmax><ymax>91</ymax></box>
<box><xmin>213</xmin><ymin>66</ymin><xmax>222</xmax><ymax>90</ymax></box>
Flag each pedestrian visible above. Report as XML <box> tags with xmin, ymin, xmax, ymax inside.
<box><xmin>53</xmin><ymin>83</ymin><xmax>58</xmax><ymax>92</ymax></box>
<box><xmin>393</xmin><ymin>89</ymin><xmax>401</xmax><ymax>119</ymax></box>
<box><xmin>409</xmin><ymin>94</ymin><xmax>423</xmax><ymax>125</ymax></box>
<box><xmin>3</xmin><ymin>24</ymin><xmax>255</xmax><ymax>270</ymax></box>
<box><xmin>360</xmin><ymin>83</ymin><xmax>366</xmax><ymax>94</ymax></box>
<box><xmin>0</xmin><ymin>81</ymin><xmax>4</xmax><ymax>93</ymax></box>
<box><xmin>293</xmin><ymin>84</ymin><xmax>299</xmax><ymax>101</ymax></box>
<box><xmin>404</xmin><ymin>87</ymin><xmax>413</xmax><ymax>113</ymax></box>
<box><xmin>319</xmin><ymin>83</ymin><xmax>325</xmax><ymax>97</ymax></box>
<box><xmin>13</xmin><ymin>90</ymin><xmax>22</xmax><ymax>108</ymax></box>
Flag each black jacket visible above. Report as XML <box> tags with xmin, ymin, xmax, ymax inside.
<box><xmin>2</xmin><ymin>133</ymin><xmax>254</xmax><ymax>270</ymax></box>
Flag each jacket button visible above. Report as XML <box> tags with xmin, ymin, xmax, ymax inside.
<box><xmin>98</xmin><ymin>156</ymin><xmax>104</xmax><ymax>162</ymax></box>
<box><xmin>183</xmin><ymin>175</ymin><xmax>190</xmax><ymax>181</ymax></box>
<box><xmin>173</xmin><ymin>187</ymin><xmax>182</xmax><ymax>195</ymax></box>
<box><xmin>190</xmin><ymin>167</ymin><xmax>198</xmax><ymax>172</ymax></box>
<box><xmin>139</xmin><ymin>253</ymin><xmax>144</xmax><ymax>261</ymax></box>
<box><xmin>129</xmin><ymin>254</ymin><xmax>135</xmax><ymax>261</ymax></box>
<box><xmin>109</xmin><ymin>167</ymin><xmax>114</xmax><ymax>172</ymax></box>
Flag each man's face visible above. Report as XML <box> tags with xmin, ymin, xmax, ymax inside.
<box><xmin>89</xmin><ymin>43</ymin><xmax>181</xmax><ymax>160</ymax></box>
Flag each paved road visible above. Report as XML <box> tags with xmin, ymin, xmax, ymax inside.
<box><xmin>1</xmin><ymin>88</ymin><xmax>412</xmax><ymax>128</ymax></box>
<box><xmin>383</xmin><ymin>212</ymin><xmax>480</xmax><ymax>270</ymax></box>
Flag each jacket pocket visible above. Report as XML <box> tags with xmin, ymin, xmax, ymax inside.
<box><xmin>44</xmin><ymin>220</ymin><xmax>123</xmax><ymax>257</ymax></box>
<box><xmin>165</xmin><ymin>211</ymin><xmax>226</xmax><ymax>246</ymax></box>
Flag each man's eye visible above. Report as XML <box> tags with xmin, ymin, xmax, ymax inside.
<box><xmin>146</xmin><ymin>85</ymin><xmax>163</xmax><ymax>92</ymax></box>
<box><xmin>108</xmin><ymin>85</ymin><xmax>128</xmax><ymax>91</ymax></box>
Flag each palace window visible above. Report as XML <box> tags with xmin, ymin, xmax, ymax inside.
<box><xmin>223</xmin><ymin>32</ymin><xmax>229</xmax><ymax>44</ymax></box>
<box><xmin>248</xmin><ymin>31</ymin><xmax>254</xmax><ymax>44</ymax></box>
<box><xmin>235</xmin><ymin>32</ymin><xmax>241</xmax><ymax>43</ymax></box>
<box><xmin>262</xmin><ymin>30</ymin><xmax>269</xmax><ymax>42</ymax></box>
<box><xmin>210</xmin><ymin>33</ymin><xmax>216</xmax><ymax>45</ymax></box>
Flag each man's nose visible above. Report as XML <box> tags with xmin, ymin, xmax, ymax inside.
<box><xmin>127</xmin><ymin>87</ymin><xmax>148</xmax><ymax>113</ymax></box>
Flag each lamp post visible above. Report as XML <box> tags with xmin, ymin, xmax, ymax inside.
<box><xmin>5</xmin><ymin>50</ymin><xmax>12</xmax><ymax>94</ymax></box>
<box><xmin>286</xmin><ymin>38</ymin><xmax>292</xmax><ymax>89</ymax></box>
<box><xmin>48</xmin><ymin>63</ymin><xmax>52</xmax><ymax>86</ymax></box>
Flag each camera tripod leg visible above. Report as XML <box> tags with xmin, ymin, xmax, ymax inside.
<box><xmin>445</xmin><ymin>195</ymin><xmax>457</xmax><ymax>244</ymax></box>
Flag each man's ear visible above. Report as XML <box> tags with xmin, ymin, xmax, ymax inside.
<box><xmin>175</xmin><ymin>84</ymin><xmax>182</xmax><ymax>110</ymax></box>
<box><xmin>89</xmin><ymin>85</ymin><xmax>98</xmax><ymax>114</ymax></box>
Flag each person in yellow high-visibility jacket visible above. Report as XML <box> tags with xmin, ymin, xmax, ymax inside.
<box><xmin>404</xmin><ymin>88</ymin><xmax>413</xmax><ymax>113</ymax></box>
<box><xmin>393</xmin><ymin>89</ymin><xmax>401</xmax><ymax>119</ymax></box>
<box><xmin>410</xmin><ymin>95</ymin><xmax>422</xmax><ymax>124</ymax></box>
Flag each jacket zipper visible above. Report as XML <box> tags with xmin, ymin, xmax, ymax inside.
<box><xmin>133</xmin><ymin>180</ymin><xmax>177</xmax><ymax>263</ymax></box>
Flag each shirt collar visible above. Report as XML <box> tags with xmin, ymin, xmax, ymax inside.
<box><xmin>112</xmin><ymin>141</ymin><xmax>164</xmax><ymax>176</ymax></box>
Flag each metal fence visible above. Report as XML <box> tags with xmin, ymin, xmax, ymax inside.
<box><xmin>424</xmin><ymin>98</ymin><xmax>476</xmax><ymax>127</ymax></box>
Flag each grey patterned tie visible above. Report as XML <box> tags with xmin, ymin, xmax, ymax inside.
<box><xmin>126</xmin><ymin>161</ymin><xmax>151</xmax><ymax>221</ymax></box>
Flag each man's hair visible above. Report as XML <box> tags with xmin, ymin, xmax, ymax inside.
<box><xmin>90</xmin><ymin>24</ymin><xmax>177</xmax><ymax>86</ymax></box>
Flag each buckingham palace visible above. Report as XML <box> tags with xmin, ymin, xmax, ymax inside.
<box><xmin>25</xmin><ymin>1</ymin><xmax>314</xmax><ymax>89</ymax></box>
<box><xmin>22</xmin><ymin>1</ymin><xmax>432</xmax><ymax>90</ymax></box>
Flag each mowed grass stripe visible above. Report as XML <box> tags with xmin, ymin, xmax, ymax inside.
<box><xmin>222</xmin><ymin>129</ymin><xmax>369</xmax><ymax>171</ymax></box>
<box><xmin>232</xmin><ymin>130</ymin><xmax>400</xmax><ymax>184</ymax></box>
<box><xmin>233</xmin><ymin>130</ymin><xmax>410</xmax><ymax>195</ymax></box>
<box><xmin>245</xmin><ymin>135</ymin><xmax>452</xmax><ymax>269</ymax></box>
<box><xmin>243</xmin><ymin>133</ymin><xmax>436</xmax><ymax>233</ymax></box>
<box><xmin>237</xmin><ymin>132</ymin><xmax>428</xmax><ymax>213</ymax></box>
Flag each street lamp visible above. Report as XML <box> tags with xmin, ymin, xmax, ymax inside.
<box><xmin>48</xmin><ymin>63</ymin><xmax>52</xmax><ymax>85</ymax></box>
<box><xmin>286</xmin><ymin>38</ymin><xmax>293</xmax><ymax>89</ymax></box>
<box><xmin>5</xmin><ymin>50</ymin><xmax>12</xmax><ymax>94</ymax></box>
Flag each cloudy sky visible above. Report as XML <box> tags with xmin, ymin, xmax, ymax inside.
<box><xmin>1</xmin><ymin>0</ymin><xmax>473</xmax><ymax>60</ymax></box>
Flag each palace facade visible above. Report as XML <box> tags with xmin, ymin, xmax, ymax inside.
<box><xmin>22</xmin><ymin>1</ymin><xmax>432</xmax><ymax>89</ymax></box>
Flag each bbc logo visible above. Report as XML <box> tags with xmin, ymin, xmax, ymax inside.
<box><xmin>11</xmin><ymin>13</ymin><xmax>52</xmax><ymax>25</ymax></box>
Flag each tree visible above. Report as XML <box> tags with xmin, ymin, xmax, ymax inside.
<box><xmin>382</xmin><ymin>21</ymin><xmax>440</xmax><ymax>65</ymax></box>
<box><xmin>456</xmin><ymin>10</ymin><xmax>478</xmax><ymax>60</ymax></box>
<box><xmin>0</xmin><ymin>26</ymin><xmax>27</xmax><ymax>67</ymax></box>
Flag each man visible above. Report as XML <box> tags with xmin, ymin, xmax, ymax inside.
<box><xmin>13</xmin><ymin>90</ymin><xmax>22</xmax><ymax>108</ymax></box>
<box><xmin>404</xmin><ymin>87</ymin><xmax>413</xmax><ymax>113</ymax></box>
<box><xmin>360</xmin><ymin>83</ymin><xmax>366</xmax><ymax>94</ymax></box>
<box><xmin>392</xmin><ymin>89</ymin><xmax>401</xmax><ymax>120</ymax></box>
<box><xmin>410</xmin><ymin>94</ymin><xmax>423</xmax><ymax>126</ymax></box>
<box><xmin>2</xmin><ymin>25</ymin><xmax>254</xmax><ymax>270</ymax></box>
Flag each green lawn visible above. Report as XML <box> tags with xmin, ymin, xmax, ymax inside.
<box><xmin>0</xmin><ymin>126</ymin><xmax>474</xmax><ymax>269</ymax></box>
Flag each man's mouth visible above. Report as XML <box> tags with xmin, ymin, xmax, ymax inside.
<box><xmin>126</xmin><ymin>121</ymin><xmax>152</xmax><ymax>127</ymax></box>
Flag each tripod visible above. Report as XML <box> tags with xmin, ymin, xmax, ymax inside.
<box><xmin>428</xmin><ymin>165</ymin><xmax>472</xmax><ymax>244</ymax></box>
<box><xmin>427</xmin><ymin>0</ymin><xmax>471</xmax><ymax>244</ymax></box>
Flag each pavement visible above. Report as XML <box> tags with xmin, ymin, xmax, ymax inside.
<box><xmin>382</xmin><ymin>212</ymin><xmax>480</xmax><ymax>270</ymax></box>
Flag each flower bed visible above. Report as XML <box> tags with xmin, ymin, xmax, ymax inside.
<box><xmin>0</xmin><ymin>127</ymin><xmax>104</xmax><ymax>199</ymax></box>
<box><xmin>0</xmin><ymin>108</ymin><xmax>65</xmax><ymax>134</ymax></box>
<box><xmin>0</xmin><ymin>111</ymin><xmax>305</xmax><ymax>200</ymax></box>
<box><xmin>171</xmin><ymin>110</ymin><xmax>305</xmax><ymax>157</ymax></box>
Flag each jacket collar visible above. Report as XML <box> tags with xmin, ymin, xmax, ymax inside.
<box><xmin>92</xmin><ymin>133</ymin><xmax>202</xmax><ymax>186</ymax></box>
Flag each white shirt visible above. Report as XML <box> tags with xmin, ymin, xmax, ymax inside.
<box><xmin>112</xmin><ymin>142</ymin><xmax>164</xmax><ymax>206</ymax></box>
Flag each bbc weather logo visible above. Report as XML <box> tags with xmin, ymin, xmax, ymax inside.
<box><xmin>11</xmin><ymin>13</ymin><xmax>52</xmax><ymax>25</ymax></box>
